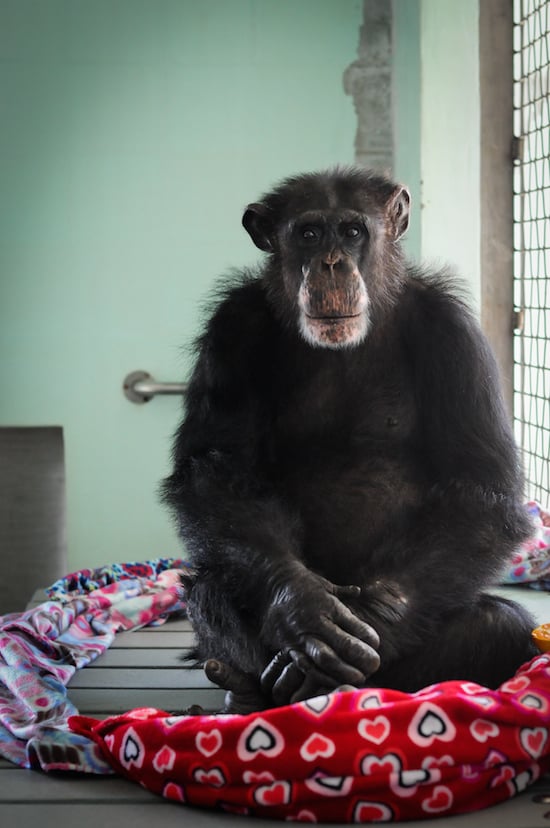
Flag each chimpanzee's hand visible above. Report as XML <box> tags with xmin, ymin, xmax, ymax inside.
<box><xmin>204</xmin><ymin>659</ymin><xmax>268</xmax><ymax>714</ymax></box>
<box><xmin>260</xmin><ymin>567</ymin><xmax>380</xmax><ymax>705</ymax></box>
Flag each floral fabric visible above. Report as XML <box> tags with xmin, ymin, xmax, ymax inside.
<box><xmin>0</xmin><ymin>562</ymin><xmax>187</xmax><ymax>770</ymax></box>
<box><xmin>503</xmin><ymin>502</ymin><xmax>550</xmax><ymax>589</ymax></box>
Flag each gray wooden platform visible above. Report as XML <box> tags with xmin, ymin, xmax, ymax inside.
<box><xmin>1</xmin><ymin>586</ymin><xmax>549</xmax><ymax>826</ymax></box>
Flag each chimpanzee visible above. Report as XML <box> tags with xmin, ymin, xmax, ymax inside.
<box><xmin>162</xmin><ymin>167</ymin><xmax>537</xmax><ymax>713</ymax></box>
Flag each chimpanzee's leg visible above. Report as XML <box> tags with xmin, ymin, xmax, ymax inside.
<box><xmin>374</xmin><ymin>593</ymin><xmax>538</xmax><ymax>692</ymax></box>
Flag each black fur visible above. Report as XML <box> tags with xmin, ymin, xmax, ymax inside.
<box><xmin>162</xmin><ymin>168</ymin><xmax>536</xmax><ymax>712</ymax></box>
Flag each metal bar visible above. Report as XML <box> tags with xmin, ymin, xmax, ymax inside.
<box><xmin>123</xmin><ymin>371</ymin><xmax>187</xmax><ymax>404</ymax></box>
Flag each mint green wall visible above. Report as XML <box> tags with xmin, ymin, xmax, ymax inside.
<box><xmin>0</xmin><ymin>0</ymin><xmax>362</xmax><ymax>571</ymax></box>
<box><xmin>419</xmin><ymin>0</ymin><xmax>481</xmax><ymax>310</ymax></box>
<box><xmin>393</xmin><ymin>0</ymin><xmax>421</xmax><ymax>262</ymax></box>
<box><xmin>395</xmin><ymin>0</ymin><xmax>481</xmax><ymax>306</ymax></box>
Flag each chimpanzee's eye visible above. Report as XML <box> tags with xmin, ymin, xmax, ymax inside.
<box><xmin>345</xmin><ymin>225</ymin><xmax>362</xmax><ymax>238</ymax></box>
<box><xmin>301</xmin><ymin>226</ymin><xmax>321</xmax><ymax>242</ymax></box>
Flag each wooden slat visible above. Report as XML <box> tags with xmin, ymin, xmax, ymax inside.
<box><xmin>127</xmin><ymin>617</ymin><xmax>191</xmax><ymax>632</ymax></box>
<box><xmin>0</xmin><ymin>802</ymin><xmax>257</xmax><ymax>828</ymax></box>
<box><xmin>69</xmin><ymin>667</ymin><xmax>214</xmax><ymax>689</ymax></box>
<box><xmin>110</xmin><ymin>629</ymin><xmax>193</xmax><ymax>648</ymax></box>
<box><xmin>85</xmin><ymin>647</ymin><xmax>188</xmax><ymax>667</ymax></box>
<box><xmin>0</xmin><ymin>769</ymin><xmax>157</xmax><ymax>802</ymax></box>
<box><xmin>2</xmin><ymin>787</ymin><xmax>550</xmax><ymax>828</ymax></box>
<box><xmin>68</xmin><ymin>687</ymin><xmax>225</xmax><ymax>713</ymax></box>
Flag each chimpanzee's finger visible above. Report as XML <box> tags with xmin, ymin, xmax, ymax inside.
<box><xmin>205</xmin><ymin>660</ymin><xmax>267</xmax><ymax>714</ymax></box>
<box><xmin>204</xmin><ymin>659</ymin><xmax>258</xmax><ymax>695</ymax></box>
<box><xmin>325</xmin><ymin>619</ymin><xmax>381</xmax><ymax>678</ymax></box>
<box><xmin>265</xmin><ymin>649</ymin><xmax>340</xmax><ymax>706</ymax></box>
<box><xmin>330</xmin><ymin>599</ymin><xmax>381</xmax><ymax>650</ymax></box>
<box><xmin>331</xmin><ymin>583</ymin><xmax>361</xmax><ymax>599</ymax></box>
<box><xmin>301</xmin><ymin>634</ymin><xmax>372</xmax><ymax>685</ymax></box>
<box><xmin>260</xmin><ymin>650</ymin><xmax>293</xmax><ymax>693</ymax></box>
<box><xmin>289</xmin><ymin>670</ymin><xmax>338</xmax><ymax>704</ymax></box>
<box><xmin>270</xmin><ymin>660</ymin><xmax>308</xmax><ymax>706</ymax></box>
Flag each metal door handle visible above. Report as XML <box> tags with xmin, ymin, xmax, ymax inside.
<box><xmin>123</xmin><ymin>371</ymin><xmax>187</xmax><ymax>404</ymax></box>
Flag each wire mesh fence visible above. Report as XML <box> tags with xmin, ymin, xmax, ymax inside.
<box><xmin>513</xmin><ymin>0</ymin><xmax>550</xmax><ymax>505</ymax></box>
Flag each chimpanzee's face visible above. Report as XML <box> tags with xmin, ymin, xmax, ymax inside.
<box><xmin>242</xmin><ymin>170</ymin><xmax>410</xmax><ymax>350</ymax></box>
<box><xmin>280</xmin><ymin>208</ymin><xmax>371</xmax><ymax>348</ymax></box>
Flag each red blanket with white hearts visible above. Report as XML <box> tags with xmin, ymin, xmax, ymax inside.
<box><xmin>70</xmin><ymin>653</ymin><xmax>550</xmax><ymax>823</ymax></box>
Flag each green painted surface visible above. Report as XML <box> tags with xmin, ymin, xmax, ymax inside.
<box><xmin>419</xmin><ymin>0</ymin><xmax>481</xmax><ymax>309</ymax></box>
<box><xmin>0</xmin><ymin>0</ymin><xmax>362</xmax><ymax>570</ymax></box>
<box><xmin>394</xmin><ymin>0</ymin><xmax>421</xmax><ymax>262</ymax></box>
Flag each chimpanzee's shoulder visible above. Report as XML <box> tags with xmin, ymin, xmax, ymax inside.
<box><xmin>401</xmin><ymin>266</ymin><xmax>481</xmax><ymax>336</ymax></box>
<box><xmin>398</xmin><ymin>265</ymin><xmax>494</xmax><ymax>372</ymax></box>
<box><xmin>188</xmin><ymin>271</ymin><xmax>278</xmax><ymax>394</ymax></box>
<box><xmin>197</xmin><ymin>270</ymin><xmax>275</xmax><ymax>347</ymax></box>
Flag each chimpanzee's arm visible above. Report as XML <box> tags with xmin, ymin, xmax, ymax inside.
<box><xmin>406</xmin><ymin>279</ymin><xmax>531</xmax><ymax>581</ymax></box>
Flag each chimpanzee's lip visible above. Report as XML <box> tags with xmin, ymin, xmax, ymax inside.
<box><xmin>305</xmin><ymin>313</ymin><xmax>363</xmax><ymax>321</ymax></box>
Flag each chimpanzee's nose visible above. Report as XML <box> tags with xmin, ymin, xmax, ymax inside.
<box><xmin>322</xmin><ymin>250</ymin><xmax>342</xmax><ymax>267</ymax></box>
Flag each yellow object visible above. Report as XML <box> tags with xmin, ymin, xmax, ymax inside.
<box><xmin>532</xmin><ymin>624</ymin><xmax>550</xmax><ymax>652</ymax></box>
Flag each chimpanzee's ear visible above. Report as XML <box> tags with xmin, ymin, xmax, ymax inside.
<box><xmin>386</xmin><ymin>185</ymin><xmax>411</xmax><ymax>242</ymax></box>
<box><xmin>242</xmin><ymin>203</ymin><xmax>275</xmax><ymax>252</ymax></box>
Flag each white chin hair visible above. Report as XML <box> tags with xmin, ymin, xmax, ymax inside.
<box><xmin>299</xmin><ymin>312</ymin><xmax>370</xmax><ymax>350</ymax></box>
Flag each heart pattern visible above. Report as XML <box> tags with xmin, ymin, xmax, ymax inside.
<box><xmin>360</xmin><ymin>752</ymin><xmax>432</xmax><ymax>799</ymax></box>
<box><xmin>287</xmin><ymin>810</ymin><xmax>317</xmax><ymax>822</ymax></box>
<box><xmin>242</xmin><ymin>770</ymin><xmax>275</xmax><ymax>784</ymax></box>
<box><xmin>422</xmin><ymin>785</ymin><xmax>453</xmax><ymax>813</ymax></box>
<box><xmin>468</xmin><ymin>695</ymin><xmax>496</xmax><ymax>710</ymax></box>
<box><xmin>304</xmin><ymin>773</ymin><xmax>354</xmax><ymax>798</ymax></box>
<box><xmin>489</xmin><ymin>764</ymin><xmax>515</xmax><ymax>788</ymax></box>
<box><xmin>422</xmin><ymin>754</ymin><xmax>454</xmax><ymax>771</ymax></box>
<box><xmin>195</xmin><ymin>728</ymin><xmax>222</xmax><ymax>757</ymax></box>
<box><xmin>193</xmin><ymin>766</ymin><xmax>226</xmax><ymax>787</ymax></box>
<box><xmin>236</xmin><ymin>717</ymin><xmax>284</xmax><ymax>761</ymax></box>
<box><xmin>470</xmin><ymin>719</ymin><xmax>500</xmax><ymax>742</ymax></box>
<box><xmin>153</xmin><ymin>745</ymin><xmax>176</xmax><ymax>773</ymax></box>
<box><xmin>301</xmin><ymin>694</ymin><xmax>333</xmax><ymax>716</ymax></box>
<box><xmin>360</xmin><ymin>752</ymin><xmax>401</xmax><ymax>777</ymax></box>
<box><xmin>408</xmin><ymin>703</ymin><xmax>456</xmax><ymax>746</ymax></box>
<box><xmin>299</xmin><ymin>732</ymin><xmax>335</xmax><ymax>761</ymax></box>
<box><xmin>512</xmin><ymin>769</ymin><xmax>534</xmax><ymax>794</ymax></box>
<box><xmin>520</xmin><ymin>726</ymin><xmax>548</xmax><ymax>759</ymax></box>
<box><xmin>163</xmin><ymin>781</ymin><xmax>185</xmax><ymax>802</ymax></box>
<box><xmin>253</xmin><ymin>780</ymin><xmax>291</xmax><ymax>806</ymax></box>
<box><xmin>120</xmin><ymin>728</ymin><xmax>144</xmax><ymax>770</ymax></box>
<box><xmin>357</xmin><ymin>715</ymin><xmax>391</xmax><ymax>745</ymax></box>
<box><xmin>69</xmin><ymin>652</ymin><xmax>550</xmax><ymax>823</ymax></box>
<box><xmin>399</xmin><ymin>768</ymin><xmax>430</xmax><ymax>788</ymax></box>
<box><xmin>459</xmin><ymin>682</ymin><xmax>486</xmax><ymax>695</ymax></box>
<box><xmin>519</xmin><ymin>692</ymin><xmax>548</xmax><ymax>712</ymax></box>
<box><xmin>357</xmin><ymin>691</ymin><xmax>383</xmax><ymax>710</ymax></box>
<box><xmin>501</xmin><ymin>675</ymin><xmax>531</xmax><ymax>694</ymax></box>
<box><xmin>352</xmin><ymin>801</ymin><xmax>393</xmax><ymax>822</ymax></box>
<box><xmin>483</xmin><ymin>749</ymin><xmax>508</xmax><ymax>768</ymax></box>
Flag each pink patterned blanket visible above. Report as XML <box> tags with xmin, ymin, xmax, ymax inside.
<box><xmin>0</xmin><ymin>558</ymin><xmax>188</xmax><ymax>771</ymax></box>
<box><xmin>70</xmin><ymin>656</ymin><xmax>550</xmax><ymax>822</ymax></box>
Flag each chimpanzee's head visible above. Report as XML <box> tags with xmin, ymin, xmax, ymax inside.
<box><xmin>242</xmin><ymin>168</ymin><xmax>410</xmax><ymax>349</ymax></box>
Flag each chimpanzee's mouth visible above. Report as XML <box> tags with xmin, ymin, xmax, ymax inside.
<box><xmin>301</xmin><ymin>311</ymin><xmax>370</xmax><ymax>350</ymax></box>
<box><xmin>305</xmin><ymin>313</ymin><xmax>363</xmax><ymax>321</ymax></box>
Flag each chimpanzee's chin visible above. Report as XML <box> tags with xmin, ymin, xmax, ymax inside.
<box><xmin>301</xmin><ymin>314</ymin><xmax>369</xmax><ymax>349</ymax></box>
